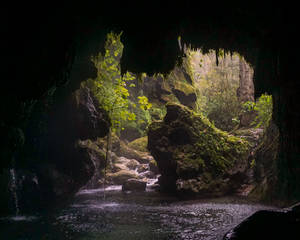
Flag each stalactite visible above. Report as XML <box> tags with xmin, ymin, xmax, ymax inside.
<box><xmin>216</xmin><ymin>48</ymin><xmax>219</xmax><ymax>66</ymax></box>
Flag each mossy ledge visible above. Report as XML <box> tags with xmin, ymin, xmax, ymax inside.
<box><xmin>148</xmin><ymin>103</ymin><xmax>250</xmax><ymax>196</ymax></box>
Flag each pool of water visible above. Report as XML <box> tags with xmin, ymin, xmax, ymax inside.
<box><xmin>0</xmin><ymin>187</ymin><xmax>277</xmax><ymax>240</ymax></box>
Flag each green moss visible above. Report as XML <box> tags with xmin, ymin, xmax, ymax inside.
<box><xmin>161</xmin><ymin>93</ymin><xmax>180</xmax><ymax>104</ymax></box>
<box><xmin>172</xmin><ymin>80</ymin><xmax>195</xmax><ymax>95</ymax></box>
<box><xmin>154</xmin><ymin>103</ymin><xmax>250</xmax><ymax>179</ymax></box>
<box><xmin>149</xmin><ymin>159</ymin><xmax>157</xmax><ymax>167</ymax></box>
<box><xmin>128</xmin><ymin>136</ymin><xmax>148</xmax><ymax>152</ymax></box>
<box><xmin>149</xmin><ymin>104</ymin><xmax>166</xmax><ymax>120</ymax></box>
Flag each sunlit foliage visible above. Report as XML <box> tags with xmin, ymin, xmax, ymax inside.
<box><xmin>242</xmin><ymin>94</ymin><xmax>273</xmax><ymax>128</ymax></box>
<box><xmin>85</xmin><ymin>32</ymin><xmax>151</xmax><ymax>133</ymax></box>
<box><xmin>189</xmin><ymin>49</ymin><xmax>241</xmax><ymax>131</ymax></box>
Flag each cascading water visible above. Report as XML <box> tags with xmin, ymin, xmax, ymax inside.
<box><xmin>9</xmin><ymin>168</ymin><xmax>20</xmax><ymax>216</ymax></box>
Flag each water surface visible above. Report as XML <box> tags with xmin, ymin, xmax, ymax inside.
<box><xmin>0</xmin><ymin>187</ymin><xmax>277</xmax><ymax>240</ymax></box>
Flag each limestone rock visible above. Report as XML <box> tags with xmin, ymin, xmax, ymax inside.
<box><xmin>77</xmin><ymin>139</ymin><xmax>106</xmax><ymax>189</ymax></box>
<box><xmin>113</xmin><ymin>163</ymin><xmax>129</xmax><ymax>172</ymax></box>
<box><xmin>107</xmin><ymin>170</ymin><xmax>139</xmax><ymax>185</ymax></box>
<box><xmin>148</xmin><ymin>103</ymin><xmax>250</xmax><ymax>196</ymax></box>
<box><xmin>126</xmin><ymin>159</ymin><xmax>140</xmax><ymax>170</ymax></box>
<box><xmin>137</xmin><ymin>164</ymin><xmax>149</xmax><ymax>173</ymax></box>
<box><xmin>149</xmin><ymin>159</ymin><xmax>159</xmax><ymax>174</ymax></box>
<box><xmin>122</xmin><ymin>178</ymin><xmax>146</xmax><ymax>192</ymax></box>
<box><xmin>118</xmin><ymin>141</ymin><xmax>152</xmax><ymax>164</ymax></box>
<box><xmin>223</xmin><ymin>208</ymin><xmax>300</xmax><ymax>240</ymax></box>
<box><xmin>128</xmin><ymin>136</ymin><xmax>148</xmax><ymax>152</ymax></box>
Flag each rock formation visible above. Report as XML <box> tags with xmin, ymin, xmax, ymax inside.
<box><xmin>148</xmin><ymin>103</ymin><xmax>250</xmax><ymax>196</ymax></box>
<box><xmin>0</xmin><ymin>86</ymin><xmax>110</xmax><ymax>214</ymax></box>
<box><xmin>237</xmin><ymin>57</ymin><xmax>256</xmax><ymax>127</ymax></box>
<box><xmin>223</xmin><ymin>203</ymin><xmax>300</xmax><ymax>240</ymax></box>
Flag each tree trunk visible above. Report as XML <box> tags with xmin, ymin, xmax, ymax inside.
<box><xmin>103</xmin><ymin>127</ymin><xmax>112</xmax><ymax>199</ymax></box>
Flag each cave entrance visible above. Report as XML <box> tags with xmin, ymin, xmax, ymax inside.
<box><xmin>78</xmin><ymin>32</ymin><xmax>274</xmax><ymax>193</ymax></box>
<box><xmin>187</xmin><ymin>47</ymin><xmax>273</xmax><ymax>133</ymax></box>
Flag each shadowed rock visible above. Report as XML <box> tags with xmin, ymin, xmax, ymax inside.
<box><xmin>122</xmin><ymin>178</ymin><xmax>146</xmax><ymax>192</ymax></box>
<box><xmin>223</xmin><ymin>205</ymin><xmax>300</xmax><ymax>240</ymax></box>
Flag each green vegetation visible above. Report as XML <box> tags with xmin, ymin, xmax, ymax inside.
<box><xmin>188</xmin><ymin>49</ymin><xmax>241</xmax><ymax>131</ymax></box>
<box><xmin>82</xmin><ymin>32</ymin><xmax>152</xmax><ymax>187</ymax></box>
<box><xmin>87</xmin><ymin>32</ymin><xmax>135</xmax><ymax>131</ymax></box>
<box><xmin>149</xmin><ymin>103</ymin><xmax>167</xmax><ymax>121</ymax></box>
<box><xmin>148</xmin><ymin>103</ymin><xmax>250</xmax><ymax>195</ymax></box>
<box><xmin>242</xmin><ymin>94</ymin><xmax>273</xmax><ymax>128</ymax></box>
<box><xmin>83</xmin><ymin>32</ymin><xmax>151</xmax><ymax>134</ymax></box>
<box><xmin>128</xmin><ymin>136</ymin><xmax>148</xmax><ymax>152</ymax></box>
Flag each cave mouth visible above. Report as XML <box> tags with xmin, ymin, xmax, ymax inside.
<box><xmin>2</xmin><ymin>2</ymin><xmax>300</xmax><ymax>238</ymax></box>
<box><xmin>76</xmin><ymin>31</ymin><xmax>275</xmax><ymax>198</ymax></box>
<box><xmin>0</xmin><ymin>18</ymin><xmax>291</xmax><ymax>239</ymax></box>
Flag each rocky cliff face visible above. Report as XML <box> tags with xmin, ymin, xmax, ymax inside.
<box><xmin>148</xmin><ymin>103</ymin><xmax>250</xmax><ymax>196</ymax></box>
<box><xmin>237</xmin><ymin>58</ymin><xmax>256</xmax><ymax>127</ymax></box>
<box><xmin>140</xmin><ymin>67</ymin><xmax>197</xmax><ymax>109</ymax></box>
<box><xmin>0</xmin><ymin>87</ymin><xmax>110</xmax><ymax>214</ymax></box>
<box><xmin>1</xmin><ymin>0</ymin><xmax>299</xmax><ymax>214</ymax></box>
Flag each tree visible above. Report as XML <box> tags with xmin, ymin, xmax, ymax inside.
<box><xmin>189</xmin><ymin>49</ymin><xmax>241</xmax><ymax>131</ymax></box>
<box><xmin>242</xmin><ymin>93</ymin><xmax>273</xmax><ymax>129</ymax></box>
<box><xmin>84</xmin><ymin>32</ymin><xmax>151</xmax><ymax>195</ymax></box>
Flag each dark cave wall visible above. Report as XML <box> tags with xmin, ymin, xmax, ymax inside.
<box><xmin>1</xmin><ymin>2</ymin><xmax>299</xmax><ymax>203</ymax></box>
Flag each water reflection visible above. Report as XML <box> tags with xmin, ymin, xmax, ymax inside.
<box><xmin>0</xmin><ymin>187</ymin><xmax>277</xmax><ymax>240</ymax></box>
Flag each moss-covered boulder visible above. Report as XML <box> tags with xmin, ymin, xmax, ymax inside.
<box><xmin>147</xmin><ymin>103</ymin><xmax>250</xmax><ymax>196</ymax></box>
<box><xmin>122</xmin><ymin>178</ymin><xmax>147</xmax><ymax>192</ymax></box>
<box><xmin>107</xmin><ymin>170</ymin><xmax>139</xmax><ymax>185</ymax></box>
<box><xmin>128</xmin><ymin>136</ymin><xmax>148</xmax><ymax>152</ymax></box>
<box><xmin>119</xmin><ymin>141</ymin><xmax>152</xmax><ymax>164</ymax></box>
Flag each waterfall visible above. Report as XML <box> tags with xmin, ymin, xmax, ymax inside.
<box><xmin>10</xmin><ymin>168</ymin><xmax>20</xmax><ymax>216</ymax></box>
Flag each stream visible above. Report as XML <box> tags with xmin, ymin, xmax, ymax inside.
<box><xmin>0</xmin><ymin>185</ymin><xmax>277</xmax><ymax>240</ymax></box>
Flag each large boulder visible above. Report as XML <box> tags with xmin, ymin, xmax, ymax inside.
<box><xmin>247</xmin><ymin>122</ymin><xmax>280</xmax><ymax>200</ymax></box>
<box><xmin>107</xmin><ymin>170</ymin><xmax>139</xmax><ymax>185</ymax></box>
<box><xmin>122</xmin><ymin>178</ymin><xmax>147</xmax><ymax>192</ymax></box>
<box><xmin>77</xmin><ymin>139</ymin><xmax>107</xmax><ymax>189</ymax></box>
<box><xmin>128</xmin><ymin>136</ymin><xmax>148</xmax><ymax>152</ymax></box>
<box><xmin>0</xmin><ymin>86</ymin><xmax>110</xmax><ymax>214</ymax></box>
<box><xmin>148</xmin><ymin>103</ymin><xmax>250</xmax><ymax>196</ymax></box>
<box><xmin>223</xmin><ymin>204</ymin><xmax>300</xmax><ymax>239</ymax></box>
<box><xmin>41</xmin><ymin>87</ymin><xmax>110</xmax><ymax>196</ymax></box>
<box><xmin>118</xmin><ymin>141</ymin><xmax>153</xmax><ymax>164</ymax></box>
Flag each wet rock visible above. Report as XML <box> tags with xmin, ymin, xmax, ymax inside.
<box><xmin>113</xmin><ymin>163</ymin><xmax>129</xmax><ymax>172</ymax></box>
<box><xmin>122</xmin><ymin>178</ymin><xmax>146</xmax><ymax>192</ymax></box>
<box><xmin>120</xmin><ymin>125</ymin><xmax>142</xmax><ymax>142</ymax></box>
<box><xmin>119</xmin><ymin>141</ymin><xmax>152</xmax><ymax>164</ymax></box>
<box><xmin>78</xmin><ymin>139</ymin><xmax>106</xmax><ymax>189</ymax></box>
<box><xmin>37</xmin><ymin>164</ymin><xmax>76</xmax><ymax>201</ymax></box>
<box><xmin>248</xmin><ymin>122</ymin><xmax>280</xmax><ymax>200</ymax></box>
<box><xmin>126</xmin><ymin>159</ymin><xmax>140</xmax><ymax>170</ymax></box>
<box><xmin>107</xmin><ymin>170</ymin><xmax>139</xmax><ymax>185</ymax></box>
<box><xmin>128</xmin><ymin>136</ymin><xmax>148</xmax><ymax>152</ymax></box>
<box><xmin>115</xmin><ymin>156</ymin><xmax>130</xmax><ymax>165</ymax></box>
<box><xmin>223</xmin><ymin>208</ymin><xmax>300</xmax><ymax>240</ymax></box>
<box><xmin>149</xmin><ymin>159</ymin><xmax>159</xmax><ymax>174</ymax></box>
<box><xmin>28</xmin><ymin>86</ymin><xmax>109</xmax><ymax>209</ymax></box>
<box><xmin>0</xmin><ymin>169</ymin><xmax>41</xmax><ymax>215</ymax></box>
<box><xmin>69</xmin><ymin>87</ymin><xmax>110</xmax><ymax>140</ymax></box>
<box><xmin>148</xmin><ymin>103</ymin><xmax>250</xmax><ymax>195</ymax></box>
<box><xmin>139</xmin><ymin>171</ymin><xmax>156</xmax><ymax>179</ymax></box>
<box><xmin>137</xmin><ymin>164</ymin><xmax>149</xmax><ymax>173</ymax></box>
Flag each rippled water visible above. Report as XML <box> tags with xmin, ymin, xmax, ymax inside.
<box><xmin>0</xmin><ymin>187</ymin><xmax>277</xmax><ymax>240</ymax></box>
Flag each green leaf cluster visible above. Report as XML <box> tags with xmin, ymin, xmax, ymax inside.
<box><xmin>190</xmin><ymin>49</ymin><xmax>241</xmax><ymax>131</ymax></box>
<box><xmin>85</xmin><ymin>32</ymin><xmax>151</xmax><ymax>133</ymax></box>
<box><xmin>242</xmin><ymin>93</ymin><xmax>273</xmax><ymax>128</ymax></box>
